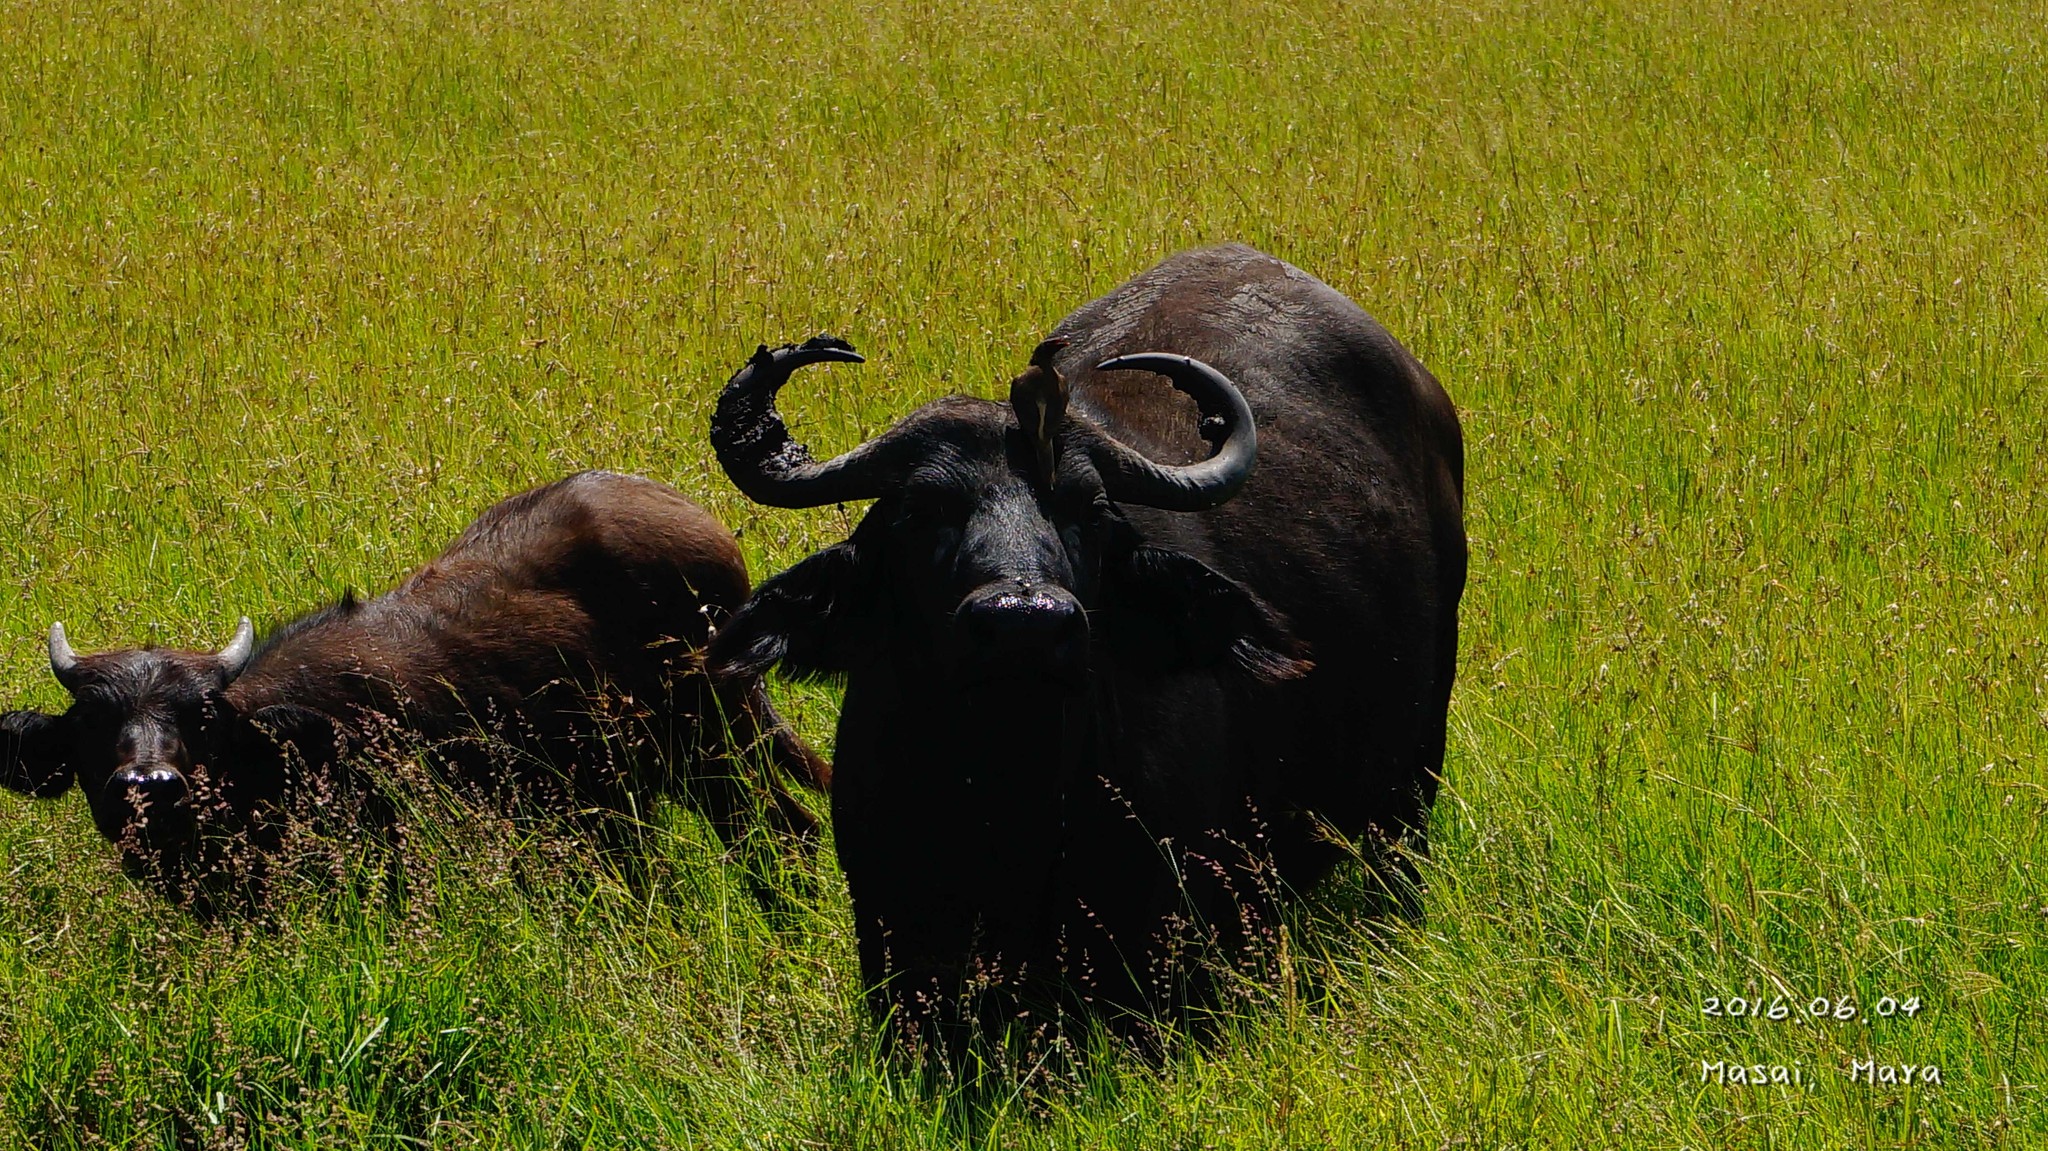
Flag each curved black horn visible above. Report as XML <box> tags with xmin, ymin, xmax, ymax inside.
<box><xmin>217</xmin><ymin>617</ymin><xmax>256</xmax><ymax>679</ymax></box>
<box><xmin>47</xmin><ymin>622</ymin><xmax>81</xmax><ymax>688</ymax></box>
<box><xmin>710</xmin><ymin>336</ymin><xmax>896</xmax><ymax>509</ymax></box>
<box><xmin>1088</xmin><ymin>354</ymin><xmax>1258</xmax><ymax>511</ymax></box>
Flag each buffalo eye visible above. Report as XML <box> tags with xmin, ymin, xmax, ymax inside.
<box><xmin>68</xmin><ymin>698</ymin><xmax>123</xmax><ymax>730</ymax></box>
<box><xmin>185</xmin><ymin>697</ymin><xmax>228</xmax><ymax>742</ymax></box>
<box><xmin>1044</xmin><ymin>483</ymin><xmax>1111</xmax><ymax>523</ymax></box>
<box><xmin>895</xmin><ymin>486</ymin><xmax>967</xmax><ymax>529</ymax></box>
<box><xmin>1054</xmin><ymin>493</ymin><xmax>1115</xmax><ymax>566</ymax></box>
<box><xmin>888</xmin><ymin>489</ymin><xmax>967</xmax><ymax>572</ymax></box>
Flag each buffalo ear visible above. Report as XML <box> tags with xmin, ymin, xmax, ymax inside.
<box><xmin>1</xmin><ymin>711</ymin><xmax>73</xmax><ymax>799</ymax></box>
<box><xmin>708</xmin><ymin>541</ymin><xmax>879</xmax><ymax>682</ymax></box>
<box><xmin>1102</xmin><ymin>546</ymin><xmax>1312</xmax><ymax>682</ymax></box>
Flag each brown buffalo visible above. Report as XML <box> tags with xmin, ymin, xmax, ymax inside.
<box><xmin>1</xmin><ymin>470</ymin><xmax>826</xmax><ymax>906</ymax></box>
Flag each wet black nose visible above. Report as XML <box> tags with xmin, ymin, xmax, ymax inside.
<box><xmin>93</xmin><ymin>766</ymin><xmax>198</xmax><ymax>852</ymax></box>
<box><xmin>114</xmin><ymin>768</ymin><xmax>189</xmax><ymax>810</ymax></box>
<box><xmin>961</xmin><ymin>587</ymin><xmax>1082</xmax><ymax>641</ymax></box>
<box><xmin>957</xmin><ymin>585</ymin><xmax>1088</xmax><ymax>676</ymax></box>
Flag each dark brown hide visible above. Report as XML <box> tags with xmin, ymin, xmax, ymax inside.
<box><xmin>3</xmin><ymin>471</ymin><xmax>827</xmax><ymax>905</ymax></box>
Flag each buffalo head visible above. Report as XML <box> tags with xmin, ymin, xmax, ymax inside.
<box><xmin>706</xmin><ymin>336</ymin><xmax>1307</xmax><ymax>688</ymax></box>
<box><xmin>2</xmin><ymin>619</ymin><xmax>295</xmax><ymax>875</ymax></box>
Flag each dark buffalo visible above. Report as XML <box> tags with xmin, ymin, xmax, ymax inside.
<box><xmin>1</xmin><ymin>470</ymin><xmax>826</xmax><ymax>905</ymax></box>
<box><xmin>707</xmin><ymin>244</ymin><xmax>1466</xmax><ymax>1048</ymax></box>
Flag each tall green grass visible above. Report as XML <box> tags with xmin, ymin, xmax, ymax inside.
<box><xmin>1</xmin><ymin>0</ymin><xmax>2041</xmax><ymax>1145</ymax></box>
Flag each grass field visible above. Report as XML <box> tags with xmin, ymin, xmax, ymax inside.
<box><xmin>1</xmin><ymin>0</ymin><xmax>2043</xmax><ymax>1145</ymax></box>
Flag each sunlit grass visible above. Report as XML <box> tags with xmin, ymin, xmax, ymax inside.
<box><xmin>1</xmin><ymin>0</ymin><xmax>2042</xmax><ymax>1146</ymax></box>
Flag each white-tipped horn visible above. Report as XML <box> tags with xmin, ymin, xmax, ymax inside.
<box><xmin>47</xmin><ymin>622</ymin><xmax>80</xmax><ymax>680</ymax></box>
<box><xmin>217</xmin><ymin>617</ymin><xmax>256</xmax><ymax>678</ymax></box>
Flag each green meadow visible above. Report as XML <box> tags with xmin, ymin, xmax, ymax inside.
<box><xmin>1</xmin><ymin>0</ymin><xmax>2042</xmax><ymax>1145</ymax></box>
